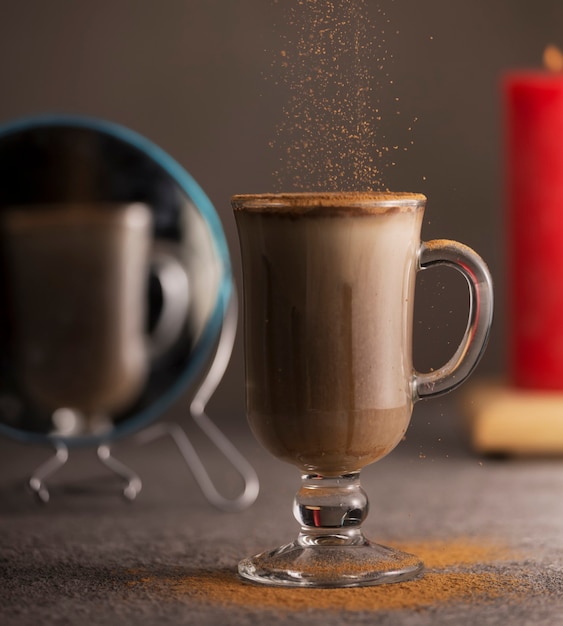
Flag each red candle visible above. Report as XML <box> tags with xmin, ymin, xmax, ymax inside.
<box><xmin>505</xmin><ymin>48</ymin><xmax>563</xmax><ymax>390</ymax></box>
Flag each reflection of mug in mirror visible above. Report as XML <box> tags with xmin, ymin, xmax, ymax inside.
<box><xmin>0</xmin><ymin>203</ymin><xmax>171</xmax><ymax>433</ymax></box>
<box><xmin>0</xmin><ymin>120</ymin><xmax>231</xmax><ymax>446</ymax></box>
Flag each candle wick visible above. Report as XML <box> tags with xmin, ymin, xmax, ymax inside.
<box><xmin>543</xmin><ymin>45</ymin><xmax>563</xmax><ymax>72</ymax></box>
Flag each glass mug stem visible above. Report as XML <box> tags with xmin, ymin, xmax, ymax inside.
<box><xmin>294</xmin><ymin>473</ymin><xmax>368</xmax><ymax>545</ymax></box>
<box><xmin>239</xmin><ymin>471</ymin><xmax>423</xmax><ymax>587</ymax></box>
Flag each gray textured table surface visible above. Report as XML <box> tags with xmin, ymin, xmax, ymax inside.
<box><xmin>1</xmin><ymin>392</ymin><xmax>563</xmax><ymax>625</ymax></box>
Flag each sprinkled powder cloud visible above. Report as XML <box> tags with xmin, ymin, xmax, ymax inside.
<box><xmin>268</xmin><ymin>0</ymin><xmax>413</xmax><ymax>191</ymax></box>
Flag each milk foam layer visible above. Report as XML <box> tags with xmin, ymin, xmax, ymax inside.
<box><xmin>235</xmin><ymin>198</ymin><xmax>424</xmax><ymax>475</ymax></box>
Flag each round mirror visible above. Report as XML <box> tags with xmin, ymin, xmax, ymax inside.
<box><xmin>0</xmin><ymin>115</ymin><xmax>232</xmax><ymax>447</ymax></box>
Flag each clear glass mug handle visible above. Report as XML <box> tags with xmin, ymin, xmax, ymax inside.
<box><xmin>413</xmin><ymin>239</ymin><xmax>494</xmax><ymax>400</ymax></box>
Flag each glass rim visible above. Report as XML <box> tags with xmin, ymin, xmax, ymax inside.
<box><xmin>231</xmin><ymin>192</ymin><xmax>426</xmax><ymax>213</ymax></box>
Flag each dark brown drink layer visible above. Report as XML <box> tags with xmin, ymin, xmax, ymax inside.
<box><xmin>231</xmin><ymin>192</ymin><xmax>426</xmax><ymax>215</ymax></box>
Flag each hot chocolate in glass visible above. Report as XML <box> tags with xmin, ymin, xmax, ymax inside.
<box><xmin>233</xmin><ymin>192</ymin><xmax>493</xmax><ymax>587</ymax></box>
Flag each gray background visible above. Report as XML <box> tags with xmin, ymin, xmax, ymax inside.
<box><xmin>0</xmin><ymin>0</ymin><xmax>561</xmax><ymax>422</ymax></box>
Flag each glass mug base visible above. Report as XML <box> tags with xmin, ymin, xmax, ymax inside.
<box><xmin>238</xmin><ymin>536</ymin><xmax>423</xmax><ymax>588</ymax></box>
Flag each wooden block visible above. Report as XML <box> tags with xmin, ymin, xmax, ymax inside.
<box><xmin>463</xmin><ymin>380</ymin><xmax>563</xmax><ymax>456</ymax></box>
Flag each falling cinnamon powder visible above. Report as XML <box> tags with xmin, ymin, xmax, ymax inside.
<box><xmin>127</xmin><ymin>538</ymin><xmax>536</xmax><ymax>613</ymax></box>
<box><xmin>268</xmin><ymin>0</ymin><xmax>411</xmax><ymax>192</ymax></box>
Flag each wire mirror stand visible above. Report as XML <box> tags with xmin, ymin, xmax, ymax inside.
<box><xmin>27</xmin><ymin>290</ymin><xmax>260</xmax><ymax>513</ymax></box>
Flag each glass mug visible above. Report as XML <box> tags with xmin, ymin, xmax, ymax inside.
<box><xmin>233</xmin><ymin>192</ymin><xmax>493</xmax><ymax>587</ymax></box>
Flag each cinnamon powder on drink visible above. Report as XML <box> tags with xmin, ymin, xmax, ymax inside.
<box><xmin>127</xmin><ymin>538</ymin><xmax>535</xmax><ymax>612</ymax></box>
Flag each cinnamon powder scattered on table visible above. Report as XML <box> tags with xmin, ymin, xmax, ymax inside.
<box><xmin>127</xmin><ymin>538</ymin><xmax>533</xmax><ymax>612</ymax></box>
